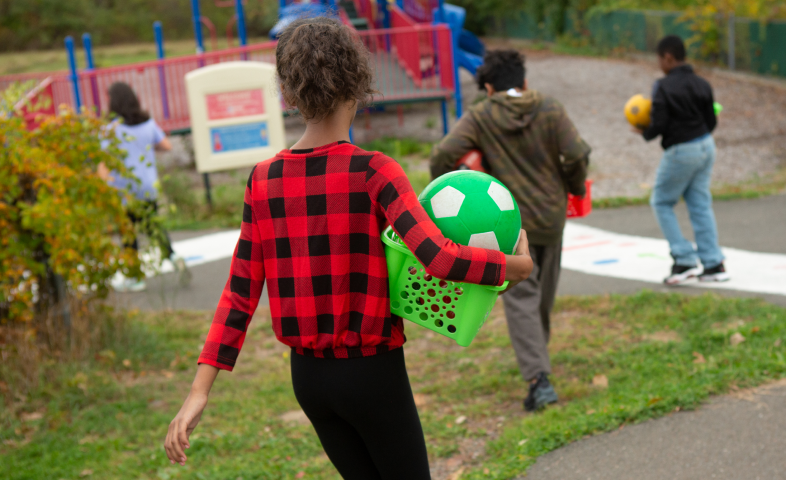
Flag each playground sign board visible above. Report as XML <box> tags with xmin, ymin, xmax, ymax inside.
<box><xmin>186</xmin><ymin>61</ymin><xmax>285</xmax><ymax>173</ymax></box>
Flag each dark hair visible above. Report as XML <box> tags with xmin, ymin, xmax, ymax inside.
<box><xmin>656</xmin><ymin>35</ymin><xmax>686</xmax><ymax>61</ymax></box>
<box><xmin>476</xmin><ymin>49</ymin><xmax>526</xmax><ymax>92</ymax></box>
<box><xmin>275</xmin><ymin>17</ymin><xmax>376</xmax><ymax>122</ymax></box>
<box><xmin>108</xmin><ymin>82</ymin><xmax>150</xmax><ymax>126</ymax></box>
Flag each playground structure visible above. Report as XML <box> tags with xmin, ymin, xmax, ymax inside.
<box><xmin>1</xmin><ymin>0</ymin><xmax>485</xmax><ymax>140</ymax></box>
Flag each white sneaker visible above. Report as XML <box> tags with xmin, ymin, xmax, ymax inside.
<box><xmin>664</xmin><ymin>263</ymin><xmax>703</xmax><ymax>285</ymax></box>
<box><xmin>110</xmin><ymin>272</ymin><xmax>147</xmax><ymax>292</ymax></box>
<box><xmin>699</xmin><ymin>263</ymin><xmax>730</xmax><ymax>282</ymax></box>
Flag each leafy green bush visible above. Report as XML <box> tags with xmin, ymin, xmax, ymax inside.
<box><xmin>0</xmin><ymin>90</ymin><xmax>140</xmax><ymax>324</ymax></box>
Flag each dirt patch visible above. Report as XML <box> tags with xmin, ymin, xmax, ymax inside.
<box><xmin>279</xmin><ymin>410</ymin><xmax>311</xmax><ymax>426</ymax></box>
<box><xmin>429</xmin><ymin>412</ymin><xmax>528</xmax><ymax>480</ymax></box>
<box><xmin>643</xmin><ymin>330</ymin><xmax>681</xmax><ymax>343</ymax></box>
<box><xmin>711</xmin><ymin>317</ymin><xmax>748</xmax><ymax>332</ymax></box>
<box><xmin>549</xmin><ymin>309</ymin><xmax>634</xmax><ymax>356</ymax></box>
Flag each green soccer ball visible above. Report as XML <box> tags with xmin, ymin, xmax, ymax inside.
<box><xmin>418</xmin><ymin>171</ymin><xmax>522</xmax><ymax>254</ymax></box>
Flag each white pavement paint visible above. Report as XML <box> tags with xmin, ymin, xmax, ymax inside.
<box><xmin>563</xmin><ymin>222</ymin><xmax>786</xmax><ymax>296</ymax></box>
<box><xmin>156</xmin><ymin>225</ymin><xmax>786</xmax><ymax>297</ymax></box>
<box><xmin>143</xmin><ymin>229</ymin><xmax>241</xmax><ymax>276</ymax></box>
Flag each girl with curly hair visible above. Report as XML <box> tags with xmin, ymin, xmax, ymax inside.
<box><xmin>164</xmin><ymin>18</ymin><xmax>533</xmax><ymax>479</ymax></box>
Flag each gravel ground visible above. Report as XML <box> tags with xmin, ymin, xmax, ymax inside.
<box><xmin>158</xmin><ymin>48</ymin><xmax>786</xmax><ymax>199</ymax></box>
<box><xmin>521</xmin><ymin>52</ymin><xmax>786</xmax><ymax>198</ymax></box>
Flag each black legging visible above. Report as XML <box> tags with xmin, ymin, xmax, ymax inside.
<box><xmin>291</xmin><ymin>348</ymin><xmax>431</xmax><ymax>480</ymax></box>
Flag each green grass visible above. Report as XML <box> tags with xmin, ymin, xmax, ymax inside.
<box><xmin>158</xmin><ymin>169</ymin><xmax>250</xmax><ymax>231</ymax></box>
<box><xmin>0</xmin><ymin>37</ymin><xmax>273</xmax><ymax>76</ymax></box>
<box><xmin>2</xmin><ymin>292</ymin><xmax>785</xmax><ymax>479</ymax></box>
<box><xmin>592</xmin><ymin>168</ymin><xmax>786</xmax><ymax>210</ymax></box>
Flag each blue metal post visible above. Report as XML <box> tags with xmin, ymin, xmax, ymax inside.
<box><xmin>348</xmin><ymin>124</ymin><xmax>354</xmax><ymax>143</ymax></box>
<box><xmin>235</xmin><ymin>0</ymin><xmax>247</xmax><ymax>46</ymax></box>
<box><xmin>154</xmin><ymin>21</ymin><xmax>171</xmax><ymax>120</ymax></box>
<box><xmin>379</xmin><ymin>0</ymin><xmax>390</xmax><ymax>28</ymax></box>
<box><xmin>279</xmin><ymin>0</ymin><xmax>287</xmax><ymax>18</ymax></box>
<box><xmin>154</xmin><ymin>21</ymin><xmax>166</xmax><ymax>58</ymax></box>
<box><xmin>433</xmin><ymin>0</ymin><xmax>462</xmax><ymax>119</ymax></box>
<box><xmin>190</xmin><ymin>0</ymin><xmax>205</xmax><ymax>54</ymax></box>
<box><xmin>65</xmin><ymin>36</ymin><xmax>82</xmax><ymax>111</ymax></box>
<box><xmin>440</xmin><ymin>99</ymin><xmax>448</xmax><ymax>135</ymax></box>
<box><xmin>447</xmin><ymin>0</ymin><xmax>462</xmax><ymax>119</ymax></box>
<box><xmin>82</xmin><ymin>33</ymin><xmax>101</xmax><ymax>115</ymax></box>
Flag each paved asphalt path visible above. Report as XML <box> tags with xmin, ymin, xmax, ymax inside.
<box><xmin>111</xmin><ymin>194</ymin><xmax>786</xmax><ymax>311</ymax></box>
<box><xmin>523</xmin><ymin>380</ymin><xmax>786</xmax><ymax>480</ymax></box>
<box><xmin>110</xmin><ymin>195</ymin><xmax>786</xmax><ymax>479</ymax></box>
<box><xmin>559</xmin><ymin>194</ymin><xmax>786</xmax><ymax>307</ymax></box>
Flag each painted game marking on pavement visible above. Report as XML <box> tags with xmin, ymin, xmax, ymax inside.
<box><xmin>145</xmin><ymin>230</ymin><xmax>241</xmax><ymax>276</ymax></box>
<box><xmin>562</xmin><ymin>222</ymin><xmax>786</xmax><ymax>296</ymax></box>
<box><xmin>156</xmin><ymin>225</ymin><xmax>786</xmax><ymax>297</ymax></box>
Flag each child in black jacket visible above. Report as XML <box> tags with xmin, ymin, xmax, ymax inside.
<box><xmin>634</xmin><ymin>35</ymin><xmax>729</xmax><ymax>285</ymax></box>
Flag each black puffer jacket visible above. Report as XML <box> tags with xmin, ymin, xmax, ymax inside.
<box><xmin>643</xmin><ymin>64</ymin><xmax>717</xmax><ymax>149</ymax></box>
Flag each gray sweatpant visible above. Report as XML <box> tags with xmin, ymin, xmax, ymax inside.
<box><xmin>501</xmin><ymin>241</ymin><xmax>561</xmax><ymax>382</ymax></box>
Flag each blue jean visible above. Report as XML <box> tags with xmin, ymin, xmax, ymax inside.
<box><xmin>650</xmin><ymin>135</ymin><xmax>724</xmax><ymax>267</ymax></box>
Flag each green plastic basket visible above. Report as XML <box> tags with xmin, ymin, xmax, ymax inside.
<box><xmin>381</xmin><ymin>227</ymin><xmax>507</xmax><ymax>347</ymax></box>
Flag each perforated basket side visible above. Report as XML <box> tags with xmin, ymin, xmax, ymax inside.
<box><xmin>382</xmin><ymin>227</ymin><xmax>505</xmax><ymax>347</ymax></box>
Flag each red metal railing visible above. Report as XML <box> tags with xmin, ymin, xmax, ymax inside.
<box><xmin>387</xmin><ymin>7</ymin><xmax>454</xmax><ymax>91</ymax></box>
<box><xmin>390</xmin><ymin>5</ymin><xmax>421</xmax><ymax>86</ymax></box>
<box><xmin>62</xmin><ymin>42</ymin><xmax>277</xmax><ymax>132</ymax></box>
<box><xmin>356</xmin><ymin>24</ymin><xmax>454</xmax><ymax>101</ymax></box>
<box><xmin>354</xmin><ymin>0</ymin><xmax>377</xmax><ymax>28</ymax></box>
<box><xmin>400</xmin><ymin>0</ymin><xmax>440</xmax><ymax>23</ymax></box>
<box><xmin>2</xmin><ymin>25</ymin><xmax>454</xmax><ymax>133</ymax></box>
<box><xmin>0</xmin><ymin>71</ymin><xmax>66</xmax><ymax>94</ymax></box>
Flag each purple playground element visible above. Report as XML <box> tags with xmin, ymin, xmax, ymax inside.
<box><xmin>82</xmin><ymin>33</ymin><xmax>101</xmax><ymax>115</ymax></box>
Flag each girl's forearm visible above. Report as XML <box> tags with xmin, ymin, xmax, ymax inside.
<box><xmin>191</xmin><ymin>364</ymin><xmax>220</xmax><ymax>396</ymax></box>
<box><xmin>504</xmin><ymin>254</ymin><xmax>534</xmax><ymax>283</ymax></box>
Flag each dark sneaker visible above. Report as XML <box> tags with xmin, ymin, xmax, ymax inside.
<box><xmin>664</xmin><ymin>263</ymin><xmax>703</xmax><ymax>285</ymax></box>
<box><xmin>523</xmin><ymin>372</ymin><xmax>558</xmax><ymax>412</ymax></box>
<box><xmin>699</xmin><ymin>262</ymin><xmax>730</xmax><ymax>282</ymax></box>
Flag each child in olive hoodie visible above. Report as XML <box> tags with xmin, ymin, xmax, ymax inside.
<box><xmin>431</xmin><ymin>49</ymin><xmax>591</xmax><ymax>412</ymax></box>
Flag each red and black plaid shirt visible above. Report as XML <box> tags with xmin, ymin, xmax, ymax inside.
<box><xmin>198</xmin><ymin>141</ymin><xmax>507</xmax><ymax>371</ymax></box>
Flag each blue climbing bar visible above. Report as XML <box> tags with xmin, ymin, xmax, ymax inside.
<box><xmin>190</xmin><ymin>0</ymin><xmax>205</xmax><ymax>54</ymax></box>
<box><xmin>235</xmin><ymin>0</ymin><xmax>248</xmax><ymax>46</ymax></box>
<box><xmin>65</xmin><ymin>36</ymin><xmax>82</xmax><ymax>111</ymax></box>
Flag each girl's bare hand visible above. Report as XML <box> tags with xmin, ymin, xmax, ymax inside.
<box><xmin>96</xmin><ymin>162</ymin><xmax>113</xmax><ymax>181</ymax></box>
<box><xmin>164</xmin><ymin>392</ymin><xmax>207</xmax><ymax>466</ymax></box>
<box><xmin>503</xmin><ymin>229</ymin><xmax>533</xmax><ymax>293</ymax></box>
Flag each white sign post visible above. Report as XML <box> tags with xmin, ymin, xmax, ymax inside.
<box><xmin>185</xmin><ymin>61</ymin><xmax>285</xmax><ymax>173</ymax></box>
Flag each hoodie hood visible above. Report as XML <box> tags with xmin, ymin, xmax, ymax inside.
<box><xmin>473</xmin><ymin>89</ymin><xmax>543</xmax><ymax>133</ymax></box>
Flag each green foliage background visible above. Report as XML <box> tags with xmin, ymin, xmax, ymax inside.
<box><xmin>450</xmin><ymin>0</ymin><xmax>785</xmax><ymax>38</ymax></box>
<box><xmin>0</xmin><ymin>0</ymin><xmax>279</xmax><ymax>52</ymax></box>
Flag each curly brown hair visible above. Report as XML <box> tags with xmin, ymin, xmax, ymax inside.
<box><xmin>275</xmin><ymin>17</ymin><xmax>376</xmax><ymax>122</ymax></box>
